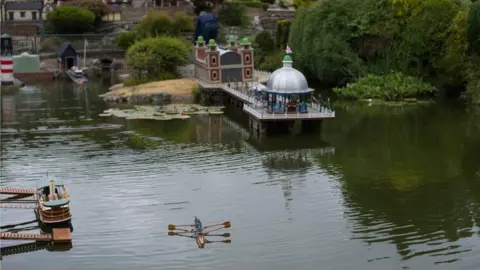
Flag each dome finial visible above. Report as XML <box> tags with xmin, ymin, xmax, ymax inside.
<box><xmin>282</xmin><ymin>54</ymin><xmax>293</xmax><ymax>68</ymax></box>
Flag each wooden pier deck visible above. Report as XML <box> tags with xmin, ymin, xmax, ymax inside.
<box><xmin>0</xmin><ymin>187</ymin><xmax>36</xmax><ymax>195</ymax></box>
<box><xmin>0</xmin><ymin>228</ymin><xmax>71</xmax><ymax>243</ymax></box>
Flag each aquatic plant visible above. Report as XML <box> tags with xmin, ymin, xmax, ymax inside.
<box><xmin>332</xmin><ymin>72</ymin><xmax>434</xmax><ymax>101</ymax></box>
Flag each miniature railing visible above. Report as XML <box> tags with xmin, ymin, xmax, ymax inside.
<box><xmin>222</xmin><ymin>84</ymin><xmax>263</xmax><ymax>106</ymax></box>
<box><xmin>253</xmin><ymin>69</ymin><xmax>272</xmax><ymax>77</ymax></box>
<box><xmin>243</xmin><ymin>103</ymin><xmax>335</xmax><ymax>119</ymax></box>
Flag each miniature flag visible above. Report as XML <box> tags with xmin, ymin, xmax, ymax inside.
<box><xmin>286</xmin><ymin>45</ymin><xmax>292</xmax><ymax>54</ymax></box>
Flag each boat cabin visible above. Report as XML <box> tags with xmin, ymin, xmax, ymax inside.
<box><xmin>56</xmin><ymin>43</ymin><xmax>78</xmax><ymax>72</ymax></box>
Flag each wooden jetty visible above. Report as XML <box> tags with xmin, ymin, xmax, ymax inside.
<box><xmin>0</xmin><ymin>186</ymin><xmax>73</xmax><ymax>244</ymax></box>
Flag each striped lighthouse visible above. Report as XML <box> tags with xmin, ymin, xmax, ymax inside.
<box><xmin>1</xmin><ymin>34</ymin><xmax>14</xmax><ymax>86</ymax></box>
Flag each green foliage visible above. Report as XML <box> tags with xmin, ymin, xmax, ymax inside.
<box><xmin>465</xmin><ymin>55</ymin><xmax>480</xmax><ymax>104</ymax></box>
<box><xmin>468</xmin><ymin>1</ymin><xmax>480</xmax><ymax>53</ymax></box>
<box><xmin>172</xmin><ymin>11</ymin><xmax>195</xmax><ymax>33</ymax></box>
<box><xmin>288</xmin><ymin>0</ymin><xmax>477</xmax><ymax>93</ymax></box>
<box><xmin>117</xmin><ymin>31</ymin><xmax>138</xmax><ymax>50</ymax></box>
<box><xmin>332</xmin><ymin>72</ymin><xmax>434</xmax><ymax>101</ymax></box>
<box><xmin>255</xmin><ymin>50</ymin><xmax>284</xmax><ymax>71</ymax></box>
<box><xmin>135</xmin><ymin>11</ymin><xmax>194</xmax><ymax>38</ymax></box>
<box><xmin>275</xmin><ymin>20</ymin><xmax>291</xmax><ymax>50</ymax></box>
<box><xmin>125</xmin><ymin>37</ymin><xmax>191</xmax><ymax>84</ymax></box>
<box><xmin>47</xmin><ymin>5</ymin><xmax>95</xmax><ymax>34</ymax></box>
<box><xmin>293</xmin><ymin>0</ymin><xmax>314</xmax><ymax>9</ymax></box>
<box><xmin>254</xmin><ymin>31</ymin><xmax>275</xmax><ymax>52</ymax></box>
<box><xmin>218</xmin><ymin>2</ymin><xmax>249</xmax><ymax>27</ymax></box>
<box><xmin>68</xmin><ymin>0</ymin><xmax>108</xmax><ymax>24</ymax></box>
<box><xmin>234</xmin><ymin>0</ymin><xmax>263</xmax><ymax>8</ymax></box>
<box><xmin>192</xmin><ymin>0</ymin><xmax>223</xmax><ymax>14</ymax></box>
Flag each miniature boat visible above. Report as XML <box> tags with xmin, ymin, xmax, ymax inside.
<box><xmin>168</xmin><ymin>217</ymin><xmax>231</xmax><ymax>248</ymax></box>
<box><xmin>34</xmin><ymin>175</ymin><xmax>72</xmax><ymax>225</ymax></box>
<box><xmin>68</xmin><ymin>66</ymin><xmax>84</xmax><ymax>78</ymax></box>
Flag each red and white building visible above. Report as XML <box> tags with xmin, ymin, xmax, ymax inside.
<box><xmin>194</xmin><ymin>36</ymin><xmax>254</xmax><ymax>84</ymax></box>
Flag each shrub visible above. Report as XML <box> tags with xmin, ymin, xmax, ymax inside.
<box><xmin>255</xmin><ymin>31</ymin><xmax>275</xmax><ymax>52</ymax></box>
<box><xmin>135</xmin><ymin>11</ymin><xmax>194</xmax><ymax>38</ymax></box>
<box><xmin>135</xmin><ymin>11</ymin><xmax>174</xmax><ymax>38</ymax></box>
<box><xmin>256</xmin><ymin>51</ymin><xmax>284</xmax><ymax>71</ymax></box>
<box><xmin>68</xmin><ymin>0</ymin><xmax>108</xmax><ymax>24</ymax></box>
<box><xmin>332</xmin><ymin>72</ymin><xmax>434</xmax><ymax>101</ymax></box>
<box><xmin>126</xmin><ymin>36</ymin><xmax>191</xmax><ymax>80</ymax></box>
<box><xmin>117</xmin><ymin>31</ymin><xmax>138</xmax><ymax>50</ymax></box>
<box><xmin>275</xmin><ymin>19</ymin><xmax>290</xmax><ymax>49</ymax></box>
<box><xmin>47</xmin><ymin>5</ymin><xmax>95</xmax><ymax>33</ymax></box>
<box><xmin>293</xmin><ymin>0</ymin><xmax>314</xmax><ymax>9</ymax></box>
<box><xmin>218</xmin><ymin>2</ymin><xmax>249</xmax><ymax>27</ymax></box>
<box><xmin>468</xmin><ymin>1</ymin><xmax>480</xmax><ymax>53</ymax></box>
<box><xmin>172</xmin><ymin>11</ymin><xmax>195</xmax><ymax>33</ymax></box>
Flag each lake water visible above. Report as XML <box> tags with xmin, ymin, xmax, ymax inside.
<box><xmin>1</xmin><ymin>80</ymin><xmax>479</xmax><ymax>270</ymax></box>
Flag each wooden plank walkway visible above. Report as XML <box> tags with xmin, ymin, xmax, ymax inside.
<box><xmin>0</xmin><ymin>204</ymin><xmax>37</xmax><ymax>209</ymax></box>
<box><xmin>0</xmin><ymin>187</ymin><xmax>36</xmax><ymax>195</ymax></box>
<box><xmin>1</xmin><ymin>232</ymin><xmax>52</xmax><ymax>241</ymax></box>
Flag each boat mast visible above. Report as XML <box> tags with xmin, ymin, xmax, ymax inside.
<box><xmin>83</xmin><ymin>39</ymin><xmax>87</xmax><ymax>69</ymax></box>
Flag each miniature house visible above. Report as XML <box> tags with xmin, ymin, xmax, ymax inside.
<box><xmin>103</xmin><ymin>4</ymin><xmax>122</xmax><ymax>21</ymax></box>
<box><xmin>4</xmin><ymin>1</ymin><xmax>43</xmax><ymax>21</ymax></box>
<box><xmin>56</xmin><ymin>43</ymin><xmax>78</xmax><ymax>71</ymax></box>
<box><xmin>193</xmin><ymin>36</ymin><xmax>254</xmax><ymax>84</ymax></box>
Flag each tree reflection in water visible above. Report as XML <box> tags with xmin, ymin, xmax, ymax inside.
<box><xmin>315</xmin><ymin>101</ymin><xmax>480</xmax><ymax>263</ymax></box>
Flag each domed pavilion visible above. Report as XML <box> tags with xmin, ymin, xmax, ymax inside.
<box><xmin>262</xmin><ymin>54</ymin><xmax>313</xmax><ymax>114</ymax></box>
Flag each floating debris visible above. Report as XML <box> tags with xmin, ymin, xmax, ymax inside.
<box><xmin>99</xmin><ymin>104</ymin><xmax>224</xmax><ymax>121</ymax></box>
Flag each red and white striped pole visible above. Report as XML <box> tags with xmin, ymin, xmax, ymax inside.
<box><xmin>1</xmin><ymin>33</ymin><xmax>14</xmax><ymax>86</ymax></box>
<box><xmin>1</xmin><ymin>56</ymin><xmax>14</xmax><ymax>86</ymax></box>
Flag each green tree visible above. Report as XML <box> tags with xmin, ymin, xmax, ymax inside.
<box><xmin>136</xmin><ymin>11</ymin><xmax>175</xmax><ymax>38</ymax></box>
<box><xmin>218</xmin><ymin>2</ymin><xmax>248</xmax><ymax>27</ymax></box>
<box><xmin>47</xmin><ymin>5</ymin><xmax>95</xmax><ymax>34</ymax></box>
<box><xmin>125</xmin><ymin>37</ymin><xmax>191</xmax><ymax>83</ymax></box>
<box><xmin>68</xmin><ymin>0</ymin><xmax>108</xmax><ymax>24</ymax></box>
<box><xmin>254</xmin><ymin>30</ymin><xmax>275</xmax><ymax>52</ymax></box>
<box><xmin>275</xmin><ymin>20</ymin><xmax>291</xmax><ymax>50</ymax></box>
<box><xmin>117</xmin><ymin>31</ymin><xmax>138</xmax><ymax>50</ymax></box>
<box><xmin>468</xmin><ymin>1</ymin><xmax>480</xmax><ymax>53</ymax></box>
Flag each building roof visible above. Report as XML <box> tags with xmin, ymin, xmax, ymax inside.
<box><xmin>265</xmin><ymin>54</ymin><xmax>312</xmax><ymax>95</ymax></box>
<box><xmin>108</xmin><ymin>4</ymin><xmax>121</xmax><ymax>12</ymax></box>
<box><xmin>5</xmin><ymin>1</ymin><xmax>43</xmax><ymax>10</ymax></box>
<box><xmin>56</xmin><ymin>43</ymin><xmax>76</xmax><ymax>58</ymax></box>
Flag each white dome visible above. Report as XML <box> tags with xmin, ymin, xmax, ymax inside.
<box><xmin>266</xmin><ymin>55</ymin><xmax>312</xmax><ymax>94</ymax></box>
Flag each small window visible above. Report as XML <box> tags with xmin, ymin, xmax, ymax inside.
<box><xmin>20</xmin><ymin>12</ymin><xmax>26</xmax><ymax>18</ymax></box>
<box><xmin>32</xmin><ymin>12</ymin><xmax>37</xmax><ymax>20</ymax></box>
<box><xmin>245</xmin><ymin>55</ymin><xmax>250</xmax><ymax>64</ymax></box>
<box><xmin>8</xmin><ymin>12</ymin><xmax>13</xmax><ymax>20</ymax></box>
<box><xmin>213</xmin><ymin>71</ymin><xmax>218</xmax><ymax>79</ymax></box>
<box><xmin>211</xmin><ymin>56</ymin><xmax>217</xmax><ymax>65</ymax></box>
<box><xmin>246</xmin><ymin>69</ymin><xmax>251</xmax><ymax>77</ymax></box>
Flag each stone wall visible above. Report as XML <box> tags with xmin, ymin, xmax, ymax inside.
<box><xmin>260</xmin><ymin>9</ymin><xmax>296</xmax><ymax>34</ymax></box>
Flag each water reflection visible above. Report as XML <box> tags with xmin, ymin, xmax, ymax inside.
<box><xmin>317</xmin><ymin>101</ymin><xmax>480</xmax><ymax>265</ymax></box>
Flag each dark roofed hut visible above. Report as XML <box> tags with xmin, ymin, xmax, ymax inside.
<box><xmin>56</xmin><ymin>43</ymin><xmax>78</xmax><ymax>72</ymax></box>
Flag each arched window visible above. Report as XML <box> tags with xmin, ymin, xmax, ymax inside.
<box><xmin>245</xmin><ymin>54</ymin><xmax>250</xmax><ymax>64</ymax></box>
<box><xmin>211</xmin><ymin>56</ymin><xmax>217</xmax><ymax>65</ymax></box>
<box><xmin>246</xmin><ymin>69</ymin><xmax>251</xmax><ymax>77</ymax></box>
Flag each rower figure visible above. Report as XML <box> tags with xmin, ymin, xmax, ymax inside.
<box><xmin>194</xmin><ymin>216</ymin><xmax>203</xmax><ymax>233</ymax></box>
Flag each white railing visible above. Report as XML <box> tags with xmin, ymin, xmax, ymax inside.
<box><xmin>254</xmin><ymin>69</ymin><xmax>272</xmax><ymax>77</ymax></box>
<box><xmin>222</xmin><ymin>84</ymin><xmax>263</xmax><ymax>106</ymax></box>
<box><xmin>243</xmin><ymin>103</ymin><xmax>335</xmax><ymax>120</ymax></box>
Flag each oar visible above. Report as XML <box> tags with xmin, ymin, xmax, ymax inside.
<box><xmin>168</xmin><ymin>224</ymin><xmax>194</xmax><ymax>230</ymax></box>
<box><xmin>203</xmin><ymin>221</ymin><xmax>231</xmax><ymax>229</ymax></box>
<box><xmin>204</xmin><ymin>226</ymin><xmax>228</xmax><ymax>234</ymax></box>
<box><xmin>206</xmin><ymin>239</ymin><xmax>231</xmax><ymax>244</ymax></box>
<box><xmin>168</xmin><ymin>231</ymin><xmax>191</xmax><ymax>236</ymax></box>
<box><xmin>168</xmin><ymin>232</ymin><xmax>195</xmax><ymax>239</ymax></box>
<box><xmin>204</xmin><ymin>233</ymin><xmax>230</xmax><ymax>237</ymax></box>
